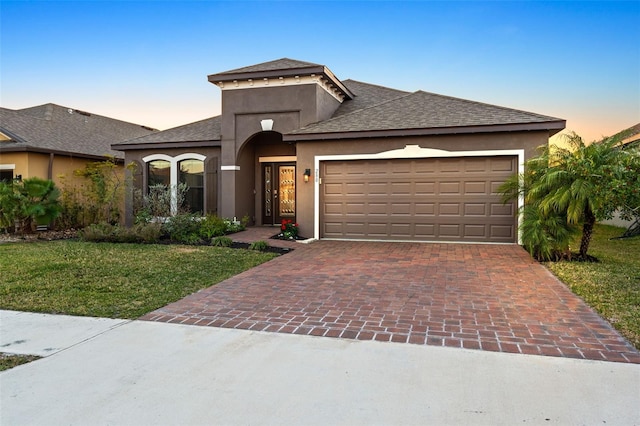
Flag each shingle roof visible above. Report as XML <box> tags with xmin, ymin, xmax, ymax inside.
<box><xmin>616</xmin><ymin>122</ymin><xmax>640</xmax><ymax>147</ymax></box>
<box><xmin>112</xmin><ymin>116</ymin><xmax>221</xmax><ymax>147</ymax></box>
<box><xmin>0</xmin><ymin>104</ymin><xmax>156</xmax><ymax>158</ymax></box>
<box><xmin>288</xmin><ymin>90</ymin><xmax>565</xmax><ymax>138</ymax></box>
<box><xmin>214</xmin><ymin>58</ymin><xmax>323</xmax><ymax>75</ymax></box>
<box><xmin>208</xmin><ymin>57</ymin><xmax>354</xmax><ymax>101</ymax></box>
<box><xmin>334</xmin><ymin>80</ymin><xmax>409</xmax><ymax>117</ymax></box>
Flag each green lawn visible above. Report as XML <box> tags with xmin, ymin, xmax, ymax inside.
<box><xmin>545</xmin><ymin>224</ymin><xmax>640</xmax><ymax>349</ymax></box>
<box><xmin>0</xmin><ymin>353</ymin><xmax>40</xmax><ymax>372</ymax></box>
<box><xmin>0</xmin><ymin>241</ymin><xmax>277</xmax><ymax>319</ymax></box>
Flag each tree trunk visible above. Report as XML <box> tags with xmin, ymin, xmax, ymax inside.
<box><xmin>579</xmin><ymin>207</ymin><xmax>596</xmax><ymax>259</ymax></box>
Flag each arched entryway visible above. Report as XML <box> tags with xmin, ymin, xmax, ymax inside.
<box><xmin>236</xmin><ymin>131</ymin><xmax>296</xmax><ymax>226</ymax></box>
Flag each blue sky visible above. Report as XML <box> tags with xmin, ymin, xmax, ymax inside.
<box><xmin>1</xmin><ymin>0</ymin><xmax>638</xmax><ymax>143</ymax></box>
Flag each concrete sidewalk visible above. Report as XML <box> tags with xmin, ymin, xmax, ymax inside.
<box><xmin>1</xmin><ymin>311</ymin><xmax>639</xmax><ymax>425</ymax></box>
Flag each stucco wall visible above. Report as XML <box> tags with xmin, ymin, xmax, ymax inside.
<box><xmin>293</xmin><ymin>131</ymin><xmax>549</xmax><ymax>238</ymax></box>
<box><xmin>122</xmin><ymin>147</ymin><xmax>221</xmax><ymax>225</ymax></box>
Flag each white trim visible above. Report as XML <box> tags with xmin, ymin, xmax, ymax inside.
<box><xmin>216</xmin><ymin>75</ymin><xmax>346</xmax><ymax>102</ymax></box>
<box><xmin>142</xmin><ymin>154</ymin><xmax>173</xmax><ymax>163</ymax></box>
<box><xmin>0</xmin><ymin>164</ymin><xmax>16</xmax><ymax>170</ymax></box>
<box><xmin>313</xmin><ymin>145</ymin><xmax>525</xmax><ymax>244</ymax></box>
<box><xmin>221</xmin><ymin>165</ymin><xmax>241</xmax><ymax>171</ymax></box>
<box><xmin>258</xmin><ymin>156</ymin><xmax>297</xmax><ymax>163</ymax></box>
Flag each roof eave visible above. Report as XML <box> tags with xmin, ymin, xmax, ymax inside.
<box><xmin>0</xmin><ymin>145</ymin><xmax>124</xmax><ymax>161</ymax></box>
<box><xmin>208</xmin><ymin>65</ymin><xmax>354</xmax><ymax>100</ymax></box>
<box><xmin>111</xmin><ymin>140</ymin><xmax>222</xmax><ymax>151</ymax></box>
<box><xmin>283</xmin><ymin>121</ymin><xmax>567</xmax><ymax>142</ymax></box>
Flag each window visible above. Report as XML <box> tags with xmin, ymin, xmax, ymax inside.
<box><xmin>148</xmin><ymin>160</ymin><xmax>170</xmax><ymax>188</ymax></box>
<box><xmin>0</xmin><ymin>170</ymin><xmax>13</xmax><ymax>183</ymax></box>
<box><xmin>179</xmin><ymin>159</ymin><xmax>204</xmax><ymax>214</ymax></box>
<box><xmin>143</xmin><ymin>154</ymin><xmax>206</xmax><ymax>216</ymax></box>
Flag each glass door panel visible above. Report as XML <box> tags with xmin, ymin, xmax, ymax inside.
<box><xmin>278</xmin><ymin>165</ymin><xmax>295</xmax><ymax>219</ymax></box>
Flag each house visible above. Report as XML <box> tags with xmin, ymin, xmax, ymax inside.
<box><xmin>0</xmin><ymin>103</ymin><xmax>156</xmax><ymax>186</ymax></box>
<box><xmin>619</xmin><ymin>122</ymin><xmax>640</xmax><ymax>149</ymax></box>
<box><xmin>113</xmin><ymin>58</ymin><xmax>565</xmax><ymax>243</ymax></box>
<box><xmin>600</xmin><ymin>122</ymin><xmax>640</xmax><ymax>229</ymax></box>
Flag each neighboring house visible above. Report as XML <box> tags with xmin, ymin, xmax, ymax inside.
<box><xmin>619</xmin><ymin>122</ymin><xmax>640</xmax><ymax>149</ymax></box>
<box><xmin>600</xmin><ymin>122</ymin><xmax>640</xmax><ymax>228</ymax></box>
<box><xmin>0</xmin><ymin>103</ymin><xmax>156</xmax><ymax>186</ymax></box>
<box><xmin>113</xmin><ymin>58</ymin><xmax>565</xmax><ymax>243</ymax></box>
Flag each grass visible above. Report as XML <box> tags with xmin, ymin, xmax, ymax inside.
<box><xmin>544</xmin><ymin>224</ymin><xmax>640</xmax><ymax>349</ymax></box>
<box><xmin>0</xmin><ymin>240</ymin><xmax>277</xmax><ymax>319</ymax></box>
<box><xmin>0</xmin><ymin>353</ymin><xmax>41</xmax><ymax>372</ymax></box>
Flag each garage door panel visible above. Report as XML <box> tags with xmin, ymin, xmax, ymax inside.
<box><xmin>320</xmin><ymin>157</ymin><xmax>517</xmax><ymax>243</ymax></box>
<box><xmin>464</xmin><ymin>224</ymin><xmax>487</xmax><ymax>237</ymax></box>
<box><xmin>464</xmin><ymin>203</ymin><xmax>487</xmax><ymax>216</ymax></box>
<box><xmin>439</xmin><ymin>203</ymin><xmax>461</xmax><ymax>215</ymax></box>
<box><xmin>464</xmin><ymin>159</ymin><xmax>489</xmax><ymax>172</ymax></box>
<box><xmin>390</xmin><ymin>182</ymin><xmax>412</xmax><ymax>194</ymax></box>
<box><xmin>324</xmin><ymin>183</ymin><xmax>344</xmax><ymax>195</ymax></box>
<box><xmin>491</xmin><ymin>203</ymin><xmax>514</xmax><ymax>216</ymax></box>
<box><xmin>491</xmin><ymin>158</ymin><xmax>516</xmax><ymax>172</ymax></box>
<box><xmin>415</xmin><ymin>182</ymin><xmax>436</xmax><ymax>195</ymax></box>
<box><xmin>439</xmin><ymin>224</ymin><xmax>462</xmax><ymax>237</ymax></box>
<box><xmin>439</xmin><ymin>159</ymin><xmax>464</xmax><ymax>173</ymax></box>
<box><xmin>368</xmin><ymin>182</ymin><xmax>389</xmax><ymax>195</ymax></box>
<box><xmin>490</xmin><ymin>225</ymin><xmax>514</xmax><ymax>239</ymax></box>
<box><xmin>439</xmin><ymin>182</ymin><xmax>461</xmax><ymax>194</ymax></box>
<box><xmin>415</xmin><ymin>203</ymin><xmax>436</xmax><ymax>215</ymax></box>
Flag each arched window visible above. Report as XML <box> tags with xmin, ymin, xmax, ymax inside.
<box><xmin>148</xmin><ymin>160</ymin><xmax>170</xmax><ymax>188</ymax></box>
<box><xmin>179</xmin><ymin>159</ymin><xmax>204</xmax><ymax>213</ymax></box>
<box><xmin>143</xmin><ymin>153</ymin><xmax>206</xmax><ymax>216</ymax></box>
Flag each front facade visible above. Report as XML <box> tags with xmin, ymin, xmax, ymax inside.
<box><xmin>114</xmin><ymin>58</ymin><xmax>565</xmax><ymax>243</ymax></box>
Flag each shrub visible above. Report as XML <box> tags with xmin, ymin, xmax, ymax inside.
<box><xmin>280</xmin><ymin>219</ymin><xmax>299</xmax><ymax>239</ymax></box>
<box><xmin>162</xmin><ymin>213</ymin><xmax>202</xmax><ymax>244</ymax></box>
<box><xmin>80</xmin><ymin>222</ymin><xmax>162</xmax><ymax>243</ymax></box>
<box><xmin>80</xmin><ymin>222</ymin><xmax>118</xmax><ymax>242</ymax></box>
<box><xmin>249</xmin><ymin>240</ymin><xmax>269</xmax><ymax>251</ymax></box>
<box><xmin>212</xmin><ymin>236</ymin><xmax>233</xmax><ymax>247</ymax></box>
<box><xmin>135</xmin><ymin>183</ymin><xmax>189</xmax><ymax>223</ymax></box>
<box><xmin>200</xmin><ymin>214</ymin><xmax>227</xmax><ymax>239</ymax></box>
<box><xmin>0</xmin><ymin>178</ymin><xmax>62</xmax><ymax>234</ymax></box>
<box><xmin>57</xmin><ymin>158</ymin><xmax>128</xmax><ymax>228</ymax></box>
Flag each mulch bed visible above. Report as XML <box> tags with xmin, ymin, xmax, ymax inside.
<box><xmin>0</xmin><ymin>229</ymin><xmax>293</xmax><ymax>255</ymax></box>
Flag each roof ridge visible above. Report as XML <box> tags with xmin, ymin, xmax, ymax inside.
<box><xmin>412</xmin><ymin>90</ymin><xmax>562</xmax><ymax>121</ymax></box>
<box><xmin>343</xmin><ymin>79</ymin><xmax>410</xmax><ymax>95</ymax></box>
<box><xmin>15</xmin><ymin>103</ymin><xmax>159</xmax><ymax>129</ymax></box>
<box><xmin>294</xmin><ymin>90</ymin><xmax>418</xmax><ymax>132</ymax></box>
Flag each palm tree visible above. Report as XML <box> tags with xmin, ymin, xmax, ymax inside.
<box><xmin>500</xmin><ymin>144</ymin><xmax>577</xmax><ymax>261</ymax></box>
<box><xmin>501</xmin><ymin>132</ymin><xmax>639</xmax><ymax>260</ymax></box>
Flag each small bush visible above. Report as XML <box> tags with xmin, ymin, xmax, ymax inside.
<box><xmin>131</xmin><ymin>223</ymin><xmax>162</xmax><ymax>243</ymax></box>
<box><xmin>80</xmin><ymin>223</ymin><xmax>118</xmax><ymax>242</ymax></box>
<box><xmin>80</xmin><ymin>222</ymin><xmax>162</xmax><ymax>243</ymax></box>
<box><xmin>211</xmin><ymin>236</ymin><xmax>233</xmax><ymax>247</ymax></box>
<box><xmin>200</xmin><ymin>214</ymin><xmax>227</xmax><ymax>239</ymax></box>
<box><xmin>249</xmin><ymin>240</ymin><xmax>269</xmax><ymax>251</ymax></box>
<box><xmin>162</xmin><ymin>213</ymin><xmax>202</xmax><ymax>244</ymax></box>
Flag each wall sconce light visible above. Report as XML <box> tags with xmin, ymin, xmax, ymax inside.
<box><xmin>15</xmin><ymin>174</ymin><xmax>22</xmax><ymax>182</ymax></box>
<box><xmin>260</xmin><ymin>119</ymin><xmax>274</xmax><ymax>132</ymax></box>
<box><xmin>303</xmin><ymin>169</ymin><xmax>311</xmax><ymax>183</ymax></box>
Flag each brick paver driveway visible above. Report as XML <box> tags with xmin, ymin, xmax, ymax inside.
<box><xmin>142</xmin><ymin>231</ymin><xmax>639</xmax><ymax>364</ymax></box>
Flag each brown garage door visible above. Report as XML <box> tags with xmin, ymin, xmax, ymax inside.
<box><xmin>320</xmin><ymin>156</ymin><xmax>517</xmax><ymax>243</ymax></box>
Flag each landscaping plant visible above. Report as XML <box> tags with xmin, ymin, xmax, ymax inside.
<box><xmin>500</xmin><ymin>132</ymin><xmax>640</xmax><ymax>261</ymax></box>
<box><xmin>58</xmin><ymin>158</ymin><xmax>132</xmax><ymax>228</ymax></box>
<box><xmin>0</xmin><ymin>177</ymin><xmax>62</xmax><ymax>234</ymax></box>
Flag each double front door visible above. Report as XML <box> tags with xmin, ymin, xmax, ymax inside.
<box><xmin>262</xmin><ymin>163</ymin><xmax>296</xmax><ymax>225</ymax></box>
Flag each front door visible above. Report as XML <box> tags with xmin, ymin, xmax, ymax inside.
<box><xmin>262</xmin><ymin>163</ymin><xmax>296</xmax><ymax>225</ymax></box>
